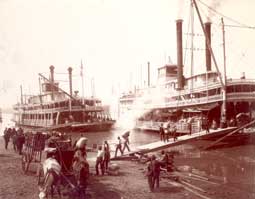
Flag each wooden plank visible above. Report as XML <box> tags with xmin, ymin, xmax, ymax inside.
<box><xmin>166</xmin><ymin>180</ymin><xmax>183</xmax><ymax>188</ymax></box>
<box><xmin>166</xmin><ymin>180</ymin><xmax>212</xmax><ymax>199</ymax></box>
<box><xmin>182</xmin><ymin>185</ymin><xmax>212</xmax><ymax>199</ymax></box>
<box><xmin>112</xmin><ymin>127</ymin><xmax>236</xmax><ymax>159</ymax></box>
<box><xmin>137</xmin><ymin>127</ymin><xmax>236</xmax><ymax>151</ymax></box>
<box><xmin>188</xmin><ymin>173</ymin><xmax>209</xmax><ymax>181</ymax></box>
<box><xmin>177</xmin><ymin>173</ymin><xmax>220</xmax><ymax>185</ymax></box>
<box><xmin>180</xmin><ymin>180</ymin><xmax>207</xmax><ymax>193</ymax></box>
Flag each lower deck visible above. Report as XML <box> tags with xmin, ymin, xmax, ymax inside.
<box><xmin>13</xmin><ymin>108</ymin><xmax>114</xmax><ymax>131</ymax></box>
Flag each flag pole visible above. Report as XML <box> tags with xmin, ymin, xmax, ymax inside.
<box><xmin>81</xmin><ymin>59</ymin><xmax>85</xmax><ymax>105</ymax></box>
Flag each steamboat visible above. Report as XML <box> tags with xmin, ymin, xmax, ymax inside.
<box><xmin>13</xmin><ymin>66</ymin><xmax>115</xmax><ymax>132</ymax></box>
<box><xmin>119</xmin><ymin>0</ymin><xmax>255</xmax><ymax>134</ymax></box>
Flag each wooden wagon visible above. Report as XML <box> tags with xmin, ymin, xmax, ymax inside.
<box><xmin>21</xmin><ymin>132</ymin><xmax>47</xmax><ymax>174</ymax></box>
<box><xmin>37</xmin><ymin>135</ymin><xmax>87</xmax><ymax>199</ymax></box>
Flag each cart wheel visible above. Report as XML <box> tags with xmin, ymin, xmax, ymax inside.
<box><xmin>21</xmin><ymin>154</ymin><xmax>30</xmax><ymax>174</ymax></box>
<box><xmin>38</xmin><ymin>166</ymin><xmax>44</xmax><ymax>185</ymax></box>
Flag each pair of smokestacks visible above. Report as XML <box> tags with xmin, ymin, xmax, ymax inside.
<box><xmin>176</xmin><ymin>20</ymin><xmax>211</xmax><ymax>90</ymax></box>
<box><xmin>49</xmin><ymin>65</ymin><xmax>73</xmax><ymax>99</ymax></box>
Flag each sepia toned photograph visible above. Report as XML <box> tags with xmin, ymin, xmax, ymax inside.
<box><xmin>0</xmin><ymin>0</ymin><xmax>254</xmax><ymax>198</ymax></box>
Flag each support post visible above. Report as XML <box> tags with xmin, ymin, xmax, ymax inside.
<box><xmin>68</xmin><ymin>67</ymin><xmax>73</xmax><ymax>114</ymax></box>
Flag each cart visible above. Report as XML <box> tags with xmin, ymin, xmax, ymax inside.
<box><xmin>21</xmin><ymin>132</ymin><xmax>47</xmax><ymax>174</ymax></box>
<box><xmin>38</xmin><ymin>137</ymin><xmax>88</xmax><ymax>199</ymax></box>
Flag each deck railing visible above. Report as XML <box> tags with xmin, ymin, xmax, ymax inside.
<box><xmin>142</xmin><ymin>91</ymin><xmax>255</xmax><ymax>109</ymax></box>
<box><xmin>18</xmin><ymin>105</ymin><xmax>103</xmax><ymax>114</ymax></box>
<box><xmin>136</xmin><ymin>120</ymin><xmax>201</xmax><ymax>133</ymax></box>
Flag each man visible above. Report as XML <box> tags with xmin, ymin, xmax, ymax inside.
<box><xmin>78</xmin><ymin>160</ymin><xmax>89</xmax><ymax>198</ymax></box>
<box><xmin>151</xmin><ymin>155</ymin><xmax>161</xmax><ymax>189</ymax></box>
<box><xmin>114</xmin><ymin>136</ymin><xmax>123</xmax><ymax>157</ymax></box>
<box><xmin>159</xmin><ymin>150</ymin><xmax>168</xmax><ymax>169</ymax></box>
<box><xmin>11</xmin><ymin>128</ymin><xmax>17</xmax><ymax>151</ymax></box>
<box><xmin>16</xmin><ymin>130</ymin><xmax>25</xmax><ymax>155</ymax></box>
<box><xmin>204</xmin><ymin>118</ymin><xmax>210</xmax><ymax>133</ymax></box>
<box><xmin>72</xmin><ymin>137</ymin><xmax>89</xmax><ymax>198</ymax></box>
<box><xmin>172</xmin><ymin>123</ymin><xmax>177</xmax><ymax>141</ymax></box>
<box><xmin>159</xmin><ymin>124</ymin><xmax>165</xmax><ymax>142</ymax></box>
<box><xmin>95</xmin><ymin>146</ymin><xmax>105</xmax><ymax>175</ymax></box>
<box><xmin>146</xmin><ymin>156</ymin><xmax>154</xmax><ymax>192</ymax></box>
<box><xmin>103</xmin><ymin>141</ymin><xmax>111</xmax><ymax>170</ymax></box>
<box><xmin>3</xmin><ymin>128</ymin><xmax>10</xmax><ymax>150</ymax></box>
<box><xmin>188</xmin><ymin>121</ymin><xmax>192</xmax><ymax>135</ymax></box>
<box><xmin>122</xmin><ymin>131</ymin><xmax>131</xmax><ymax>153</ymax></box>
<box><xmin>165</xmin><ymin>122</ymin><xmax>171</xmax><ymax>142</ymax></box>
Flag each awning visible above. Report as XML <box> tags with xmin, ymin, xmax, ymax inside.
<box><xmin>197</xmin><ymin>103</ymin><xmax>219</xmax><ymax>111</ymax></box>
<box><xmin>182</xmin><ymin>108</ymin><xmax>201</xmax><ymax>113</ymax></box>
<box><xmin>182</xmin><ymin>103</ymin><xmax>218</xmax><ymax>113</ymax></box>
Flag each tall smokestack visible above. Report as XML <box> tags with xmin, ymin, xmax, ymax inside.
<box><xmin>49</xmin><ymin>65</ymin><xmax>55</xmax><ymax>100</ymax></box>
<box><xmin>176</xmin><ymin>19</ymin><xmax>184</xmax><ymax>90</ymax></box>
<box><xmin>50</xmin><ymin>65</ymin><xmax>55</xmax><ymax>82</ymax></box>
<box><xmin>68</xmin><ymin>67</ymin><xmax>73</xmax><ymax>97</ymax></box>
<box><xmin>204</xmin><ymin>22</ymin><xmax>211</xmax><ymax>71</ymax></box>
<box><xmin>147</xmin><ymin>61</ymin><xmax>150</xmax><ymax>87</ymax></box>
<box><xmin>20</xmin><ymin>85</ymin><xmax>23</xmax><ymax>104</ymax></box>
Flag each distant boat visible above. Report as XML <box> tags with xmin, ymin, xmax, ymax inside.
<box><xmin>119</xmin><ymin>0</ymin><xmax>255</xmax><ymax>133</ymax></box>
<box><xmin>13</xmin><ymin>66</ymin><xmax>115</xmax><ymax>132</ymax></box>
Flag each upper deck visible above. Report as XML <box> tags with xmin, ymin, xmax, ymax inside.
<box><xmin>119</xmin><ymin>77</ymin><xmax>255</xmax><ymax>110</ymax></box>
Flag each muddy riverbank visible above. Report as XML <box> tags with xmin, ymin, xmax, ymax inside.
<box><xmin>1</xmin><ymin>135</ymin><xmax>255</xmax><ymax>199</ymax></box>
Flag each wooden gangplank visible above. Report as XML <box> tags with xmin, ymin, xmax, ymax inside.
<box><xmin>111</xmin><ymin>127</ymin><xmax>237</xmax><ymax>160</ymax></box>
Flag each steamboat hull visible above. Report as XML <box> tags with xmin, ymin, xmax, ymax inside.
<box><xmin>70</xmin><ymin>121</ymin><xmax>115</xmax><ymax>132</ymax></box>
<box><xmin>14</xmin><ymin>121</ymin><xmax>115</xmax><ymax>133</ymax></box>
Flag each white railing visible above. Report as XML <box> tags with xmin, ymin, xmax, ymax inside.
<box><xmin>22</xmin><ymin>118</ymin><xmax>54</xmax><ymax>127</ymax></box>
<box><xmin>136</xmin><ymin>120</ymin><xmax>201</xmax><ymax>133</ymax></box>
<box><xmin>20</xmin><ymin>106</ymin><xmax>103</xmax><ymax>114</ymax></box>
<box><xmin>227</xmin><ymin>78</ymin><xmax>255</xmax><ymax>84</ymax></box>
<box><xmin>163</xmin><ymin>78</ymin><xmax>255</xmax><ymax>96</ymax></box>
<box><xmin>142</xmin><ymin>91</ymin><xmax>255</xmax><ymax>109</ymax></box>
<box><xmin>157</xmin><ymin>94</ymin><xmax>222</xmax><ymax>109</ymax></box>
<box><xmin>227</xmin><ymin>92</ymin><xmax>255</xmax><ymax>100</ymax></box>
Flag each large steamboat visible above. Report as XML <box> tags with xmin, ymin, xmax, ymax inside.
<box><xmin>13</xmin><ymin>66</ymin><xmax>115</xmax><ymax>132</ymax></box>
<box><xmin>119</xmin><ymin>1</ymin><xmax>255</xmax><ymax>134</ymax></box>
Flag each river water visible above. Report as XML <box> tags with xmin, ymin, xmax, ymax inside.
<box><xmin>1</xmin><ymin>113</ymin><xmax>255</xmax><ymax>196</ymax></box>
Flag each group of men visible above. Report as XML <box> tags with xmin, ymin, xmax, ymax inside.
<box><xmin>3</xmin><ymin>127</ymin><xmax>25</xmax><ymax>155</ymax></box>
<box><xmin>114</xmin><ymin>131</ymin><xmax>131</xmax><ymax>157</ymax></box>
<box><xmin>95</xmin><ymin>140</ymin><xmax>111</xmax><ymax>175</ymax></box>
<box><xmin>159</xmin><ymin>123</ymin><xmax>177</xmax><ymax>142</ymax></box>
<box><xmin>95</xmin><ymin>131</ymin><xmax>131</xmax><ymax>175</ymax></box>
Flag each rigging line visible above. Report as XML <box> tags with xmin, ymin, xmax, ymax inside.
<box><xmin>224</xmin><ymin>24</ymin><xmax>255</xmax><ymax>29</ymax></box>
<box><xmin>183</xmin><ymin>4</ymin><xmax>192</xmax><ymax>67</ymax></box>
<box><xmin>197</xmin><ymin>0</ymin><xmax>210</xmax><ymax>23</ymax></box>
<box><xmin>197</xmin><ymin>0</ymin><xmax>255</xmax><ymax>29</ymax></box>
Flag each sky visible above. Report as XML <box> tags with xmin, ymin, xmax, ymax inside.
<box><xmin>0</xmin><ymin>0</ymin><xmax>255</xmax><ymax>108</ymax></box>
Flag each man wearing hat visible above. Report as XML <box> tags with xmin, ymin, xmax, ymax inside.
<box><xmin>151</xmin><ymin>155</ymin><xmax>161</xmax><ymax>189</ymax></box>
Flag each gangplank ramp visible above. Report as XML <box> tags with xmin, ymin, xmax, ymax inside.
<box><xmin>137</xmin><ymin>127</ymin><xmax>237</xmax><ymax>152</ymax></box>
<box><xmin>111</xmin><ymin>127</ymin><xmax>237</xmax><ymax>160</ymax></box>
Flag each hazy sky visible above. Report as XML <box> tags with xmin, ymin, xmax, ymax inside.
<box><xmin>0</xmin><ymin>0</ymin><xmax>254</xmax><ymax>108</ymax></box>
